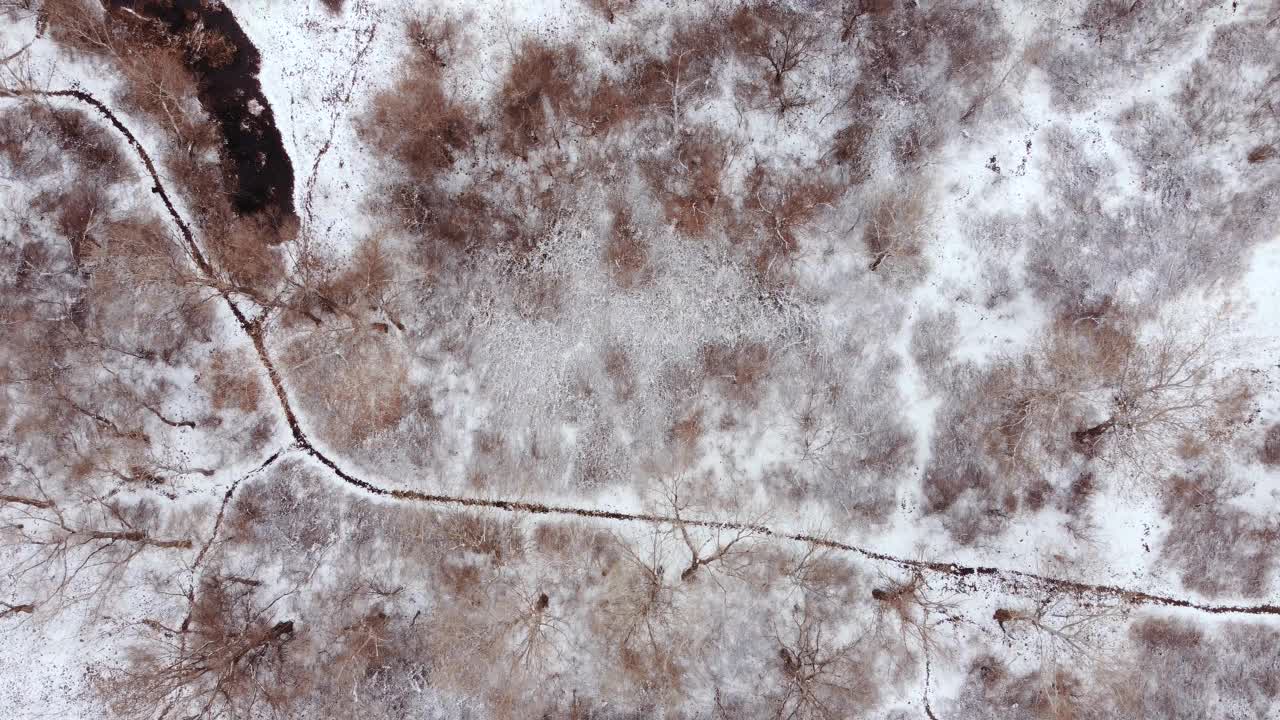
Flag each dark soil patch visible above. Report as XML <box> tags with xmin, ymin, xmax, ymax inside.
<box><xmin>106</xmin><ymin>0</ymin><xmax>295</xmax><ymax>222</ymax></box>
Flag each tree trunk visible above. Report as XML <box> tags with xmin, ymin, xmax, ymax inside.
<box><xmin>1072</xmin><ymin>417</ymin><xmax>1114</xmax><ymax>455</ymax></box>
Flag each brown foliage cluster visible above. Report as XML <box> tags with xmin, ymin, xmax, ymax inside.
<box><xmin>830</xmin><ymin>0</ymin><xmax>1009</xmax><ymax>171</ymax></box>
<box><xmin>950</xmin><ymin>617</ymin><xmax>1280</xmax><ymax>718</ymax></box>
<box><xmin>742</xmin><ymin>162</ymin><xmax>840</xmax><ymax>284</ymax></box>
<box><xmin>23</xmin><ymin>104</ymin><xmax>129</xmax><ymax>179</ymax></box>
<box><xmin>204</xmin><ymin>350</ymin><xmax>264</xmax><ymax>415</ymax></box>
<box><xmin>831</xmin><ymin>119</ymin><xmax>874</xmax><ymax>180</ymax></box>
<box><xmin>1157</xmin><ymin>473</ymin><xmax>1278</xmax><ymax>598</ymax></box>
<box><xmin>499</xmin><ymin>40</ymin><xmax>584</xmax><ymax>159</ymax></box>
<box><xmin>0</xmin><ymin>104</ymin><xmax>130</xmax><ymax>186</ymax></box>
<box><xmin>1117</xmin><ymin>617</ymin><xmax>1280</xmax><ymax>719</ymax></box>
<box><xmin>361</xmin><ymin>25</ymin><xmax>473</xmax><ymax>183</ymax></box>
<box><xmin>223</xmin><ymin>470</ymin><xmax>339</xmax><ymax>552</ymax></box>
<box><xmin>43</xmin><ymin>0</ymin><xmax>222</xmax><ymax>157</ymax></box>
<box><xmin>862</xmin><ymin>185</ymin><xmax>930</xmax><ymax>278</ymax></box>
<box><xmin>923</xmin><ymin>302</ymin><xmax>1248</xmax><ymax>546</ymax></box>
<box><xmin>283</xmin><ymin>325</ymin><xmax>410</xmax><ymax>452</ymax></box>
<box><xmin>103</xmin><ymin>576</ymin><xmax>305</xmax><ymax>718</ymax></box>
<box><xmin>951</xmin><ymin>653</ymin><xmax>1094</xmax><ymax>720</ymax></box>
<box><xmin>0</xmin><ymin>101</ymin><xmax>223</xmax><ymax>476</ymax></box>
<box><xmin>602</xmin><ymin>345</ymin><xmax>637</xmax><ymax>402</ymax></box>
<box><xmin>289</xmin><ymin>237</ymin><xmax>400</xmax><ymax>329</ymax></box>
<box><xmin>628</xmin><ymin>20</ymin><xmax>725</xmax><ymax>115</ymax></box>
<box><xmin>603</xmin><ymin>205</ymin><xmax>651</xmax><ymax>288</ymax></box>
<box><xmin>1262</xmin><ymin>423</ymin><xmax>1280</xmax><ymax>466</ymax></box>
<box><xmin>923</xmin><ymin>371</ymin><xmax>1078</xmax><ymax>544</ymax></box>
<box><xmin>700</xmin><ymin>340</ymin><xmax>772</xmax><ymax>407</ymax></box>
<box><xmin>439</xmin><ymin>511</ymin><xmax>526</xmax><ymax>567</ymax></box>
<box><xmin>644</xmin><ymin>126</ymin><xmax>735</xmax><ymax>238</ymax></box>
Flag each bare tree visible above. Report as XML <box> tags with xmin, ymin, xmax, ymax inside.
<box><xmin>862</xmin><ymin>184</ymin><xmax>933</xmax><ymax>276</ymax></box>
<box><xmin>1</xmin><ymin>483</ymin><xmax>191</xmax><ymax>613</ymax></box>
<box><xmin>102</xmin><ymin>576</ymin><xmax>300</xmax><ymax>719</ymax></box>
<box><xmin>598</xmin><ymin>531</ymin><xmax>678</xmax><ymax>655</ymax></box>
<box><xmin>730</xmin><ymin>4</ymin><xmax>823</xmax><ymax>115</ymax></box>
<box><xmin>585</xmin><ymin>0</ymin><xmax>632</xmax><ymax>24</ymax></box>
<box><xmin>768</xmin><ymin>597</ymin><xmax>876</xmax><ymax>719</ymax></box>
<box><xmin>655</xmin><ymin>475</ymin><xmax>769</xmax><ymax>582</ymax></box>
<box><xmin>993</xmin><ymin>596</ymin><xmax>1125</xmax><ymax>719</ymax></box>
<box><xmin>1070</xmin><ymin>308</ymin><xmax>1249</xmax><ymax>473</ymax></box>
<box><xmin>835</xmin><ymin>0</ymin><xmax>892</xmax><ymax>43</ymax></box>
<box><xmin>733</xmin><ymin>4</ymin><xmax>822</xmax><ymax>87</ymax></box>
<box><xmin>869</xmin><ymin>570</ymin><xmax>960</xmax><ymax>659</ymax></box>
<box><xmin>488</xmin><ymin>578</ymin><xmax>567</xmax><ymax>672</ymax></box>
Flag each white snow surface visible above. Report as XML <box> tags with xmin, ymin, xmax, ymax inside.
<box><xmin>1</xmin><ymin>0</ymin><xmax>1278</xmax><ymax>717</ymax></box>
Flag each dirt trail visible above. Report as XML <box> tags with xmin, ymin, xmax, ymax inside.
<box><xmin>7</xmin><ymin>87</ymin><xmax>1280</xmax><ymax>621</ymax></box>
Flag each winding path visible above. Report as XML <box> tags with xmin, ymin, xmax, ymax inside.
<box><xmin>6</xmin><ymin>86</ymin><xmax>1279</xmax><ymax>620</ymax></box>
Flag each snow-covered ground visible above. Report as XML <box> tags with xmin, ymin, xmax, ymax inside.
<box><xmin>2</xmin><ymin>0</ymin><xmax>1278</xmax><ymax>717</ymax></box>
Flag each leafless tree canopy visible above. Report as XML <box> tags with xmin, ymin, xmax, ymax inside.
<box><xmin>2</xmin><ymin>0</ymin><xmax>1279</xmax><ymax>717</ymax></box>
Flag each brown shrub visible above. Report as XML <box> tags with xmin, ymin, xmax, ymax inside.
<box><xmin>41</xmin><ymin>0</ymin><xmax>119</xmax><ymax>56</ymax></box>
<box><xmin>701</xmin><ymin>341</ymin><xmax>772</xmax><ymax>406</ymax></box>
<box><xmin>603</xmin><ymin>346</ymin><xmax>636</xmax><ymax>402</ymax></box>
<box><xmin>923</xmin><ymin>371</ymin><xmax>1050</xmax><ymax>544</ymax></box>
<box><xmin>1113</xmin><ymin>616</ymin><xmax>1280</xmax><ymax>719</ymax></box>
<box><xmin>207</xmin><ymin>213</ymin><xmax>286</xmax><ymax>295</ymax></box>
<box><xmin>406</xmin><ymin>13</ymin><xmax>459</xmax><ymax>68</ymax></box>
<box><xmin>299</xmin><ymin>236</ymin><xmax>396</xmax><ymax>322</ymax></box>
<box><xmin>116</xmin><ymin>47</ymin><xmax>203</xmax><ymax>138</ymax></box>
<box><xmin>629</xmin><ymin>20</ymin><xmax>724</xmax><ymax>117</ymax></box>
<box><xmin>1080</xmin><ymin>0</ymin><xmax>1213</xmax><ymax>65</ymax></box>
<box><xmin>361</xmin><ymin>63</ymin><xmax>473</xmax><ymax>182</ymax></box>
<box><xmin>183</xmin><ymin>26</ymin><xmax>237</xmax><ymax>68</ymax></box>
<box><xmin>923</xmin><ymin>461</ymin><xmax>989</xmax><ymax>516</ymax></box>
<box><xmin>499</xmin><ymin>40</ymin><xmax>583</xmax><ymax>159</ymax></box>
<box><xmin>439</xmin><ymin>512</ymin><xmax>525</xmax><ymax>566</ymax></box>
<box><xmin>531</xmin><ymin>522</ymin><xmax>577</xmax><ymax>557</ymax></box>
<box><xmin>285</xmin><ymin>327</ymin><xmax>409</xmax><ymax>450</ymax></box>
<box><xmin>437</xmin><ymin>559</ymin><xmax>483</xmax><ymax>596</ymax></box>
<box><xmin>38</xmin><ymin>184</ymin><xmax>111</xmax><ymax>266</ymax></box>
<box><xmin>0</xmin><ymin>108</ymin><xmax>57</xmax><ymax>180</ymax></box>
<box><xmin>1158</xmin><ymin>473</ymin><xmax>1277</xmax><ymax>597</ymax></box>
<box><xmin>831</xmin><ymin>120</ymin><xmax>874</xmax><ymax>179</ymax></box>
<box><xmin>41</xmin><ymin>106</ymin><xmax>129</xmax><ymax>182</ymax></box>
<box><xmin>1263</xmin><ymin>423</ymin><xmax>1280</xmax><ymax>466</ymax></box>
<box><xmin>2</xmin><ymin>102</ymin><xmax>129</xmax><ymax>183</ymax></box>
<box><xmin>668</xmin><ymin>407</ymin><xmax>704</xmax><ymax>464</ymax></box>
<box><xmin>743</xmin><ymin>163</ymin><xmax>840</xmax><ymax>283</ymax></box>
<box><xmin>104</xmin><ymin>576</ymin><xmax>305</xmax><ymax>717</ymax></box>
<box><xmin>859</xmin><ymin>424</ymin><xmax>915</xmax><ymax>478</ymax></box>
<box><xmin>603</xmin><ymin>205</ymin><xmax>651</xmax><ymax>288</ymax></box>
<box><xmin>1247</xmin><ymin>144</ymin><xmax>1276</xmax><ymax>164</ymax></box>
<box><xmin>1057</xmin><ymin>471</ymin><xmax>1096</xmax><ymax>516</ymax></box>
<box><xmin>202</xmin><ymin>345</ymin><xmax>262</xmax><ymax>409</ymax></box>
<box><xmin>648</xmin><ymin>128</ymin><xmax>732</xmax><ymax>237</ymax></box>
<box><xmin>571</xmin><ymin>77</ymin><xmax>636</xmax><ymax>138</ymax></box>
<box><xmin>909</xmin><ymin>310</ymin><xmax>957</xmax><ymax>388</ymax></box>
<box><xmin>863</xmin><ymin>186</ymin><xmax>930</xmax><ymax>275</ymax></box>
<box><xmin>514</xmin><ymin>272</ymin><xmax>564</xmax><ymax>322</ymax></box>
